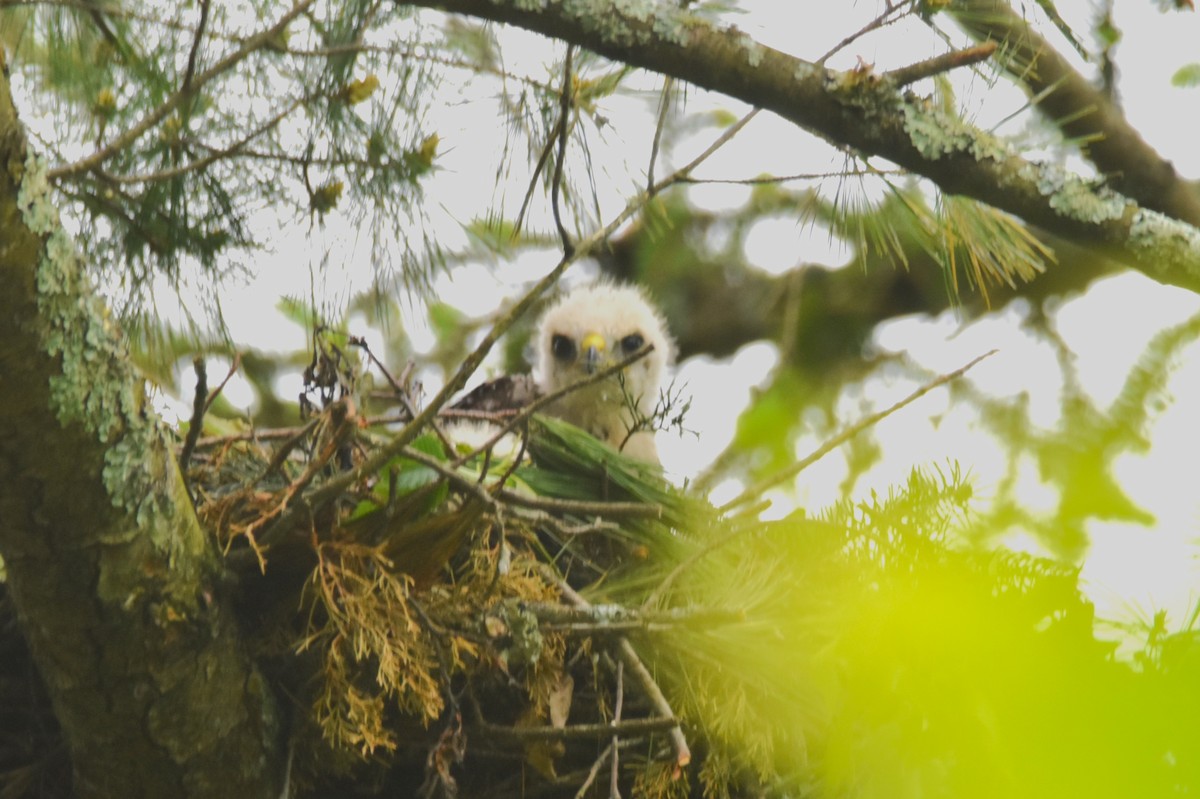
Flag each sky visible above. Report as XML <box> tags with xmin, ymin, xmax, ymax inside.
<box><xmin>129</xmin><ymin>0</ymin><xmax>1200</xmax><ymax>640</ymax></box>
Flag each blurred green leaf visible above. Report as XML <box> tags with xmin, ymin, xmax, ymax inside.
<box><xmin>1171</xmin><ymin>63</ymin><xmax>1200</xmax><ymax>87</ymax></box>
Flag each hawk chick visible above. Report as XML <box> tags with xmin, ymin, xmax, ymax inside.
<box><xmin>535</xmin><ymin>284</ymin><xmax>674</xmax><ymax>463</ymax></box>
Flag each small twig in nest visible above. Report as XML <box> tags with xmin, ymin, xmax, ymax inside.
<box><xmin>451</xmin><ymin>344</ymin><xmax>656</xmax><ymax>469</ymax></box>
<box><xmin>540</xmin><ymin>564</ymin><xmax>692</xmax><ymax>772</ymax></box>
<box><xmin>478</xmin><ymin>716</ymin><xmax>679</xmax><ymax>742</ymax></box>
<box><xmin>610</xmin><ymin>658</ymin><xmax>623</xmax><ymax>799</ymax></box>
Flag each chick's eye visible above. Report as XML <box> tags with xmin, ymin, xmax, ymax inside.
<box><xmin>551</xmin><ymin>334</ymin><xmax>576</xmax><ymax>361</ymax></box>
<box><xmin>620</xmin><ymin>333</ymin><xmax>645</xmax><ymax>353</ymax></box>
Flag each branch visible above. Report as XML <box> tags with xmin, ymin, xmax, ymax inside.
<box><xmin>0</xmin><ymin>70</ymin><xmax>284</xmax><ymax>794</ymax></box>
<box><xmin>949</xmin><ymin>0</ymin><xmax>1200</xmax><ymax>229</ymax></box>
<box><xmin>400</xmin><ymin>0</ymin><xmax>1200</xmax><ymax>293</ymax></box>
<box><xmin>545</xmin><ymin>567</ymin><xmax>692</xmax><ymax>771</ymax></box>
<box><xmin>884</xmin><ymin>41</ymin><xmax>998</xmax><ymax>87</ymax></box>
<box><xmin>720</xmin><ymin>350</ymin><xmax>998</xmax><ymax>511</ymax></box>
<box><xmin>48</xmin><ymin>0</ymin><xmax>316</xmax><ymax>179</ymax></box>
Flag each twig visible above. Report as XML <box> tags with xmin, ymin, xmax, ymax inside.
<box><xmin>500</xmin><ymin>489</ymin><xmax>659</xmax><ymax>518</ymax></box>
<box><xmin>180</xmin><ymin>0</ymin><xmax>211</xmax><ymax>96</ymax></box>
<box><xmin>194</xmin><ymin>425</ymin><xmax>307</xmax><ymax>448</ymax></box>
<box><xmin>720</xmin><ymin>350</ymin><xmax>998</xmax><ymax>511</ymax></box>
<box><xmin>478</xmin><ymin>717</ymin><xmax>679</xmax><ymax>741</ymax></box>
<box><xmin>452</xmin><ymin>344</ymin><xmax>655</xmax><ymax>468</ymax></box>
<box><xmin>551</xmin><ymin>45</ymin><xmax>576</xmax><ymax>256</ymax></box>
<box><xmin>352</xmin><ymin>336</ymin><xmax>456</xmax><ymax>456</ymax></box>
<box><xmin>254</xmin><ymin>417</ymin><xmax>323</xmax><ymax>485</ymax></box>
<box><xmin>179</xmin><ymin>357</ymin><xmax>207</xmax><ymax>470</ymax></box>
<box><xmin>49</xmin><ymin>0</ymin><xmax>316</xmax><ymax>179</ymax></box>
<box><xmin>203</xmin><ymin>352</ymin><xmax>242</xmax><ymax>415</ymax></box>
<box><xmin>646</xmin><ymin>76</ymin><xmax>673</xmax><ymax>194</ymax></box>
<box><xmin>513</xmin><ymin>47</ymin><xmax>577</xmax><ymax>242</ymax></box>
<box><xmin>574</xmin><ymin>742</ymin><xmax>615</xmax><ymax>799</ymax></box>
<box><xmin>543</xmin><ymin>565</ymin><xmax>691</xmax><ymax>771</ymax></box>
<box><xmin>610</xmin><ymin>659</ymin><xmax>623</xmax><ymax>799</ymax></box>
<box><xmin>817</xmin><ymin>0</ymin><xmax>915</xmax><ymax>65</ymax></box>
<box><xmin>885</xmin><ymin>42</ymin><xmax>998</xmax><ymax>87</ymax></box>
<box><xmin>675</xmin><ymin>166</ymin><xmax>900</xmax><ymax>186</ymax></box>
<box><xmin>527</xmin><ymin>602</ymin><xmax>742</xmax><ymax>633</ymax></box>
<box><xmin>99</xmin><ymin>96</ymin><xmax>309</xmax><ymax>185</ymax></box>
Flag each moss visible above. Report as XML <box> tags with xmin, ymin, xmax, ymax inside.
<box><xmin>1038</xmin><ymin>168</ymin><xmax>1126</xmax><ymax>224</ymax></box>
<box><xmin>649</xmin><ymin>5</ymin><xmax>693</xmax><ymax>46</ymax></box>
<box><xmin>1128</xmin><ymin>208</ymin><xmax>1200</xmax><ymax>283</ymax></box>
<box><xmin>562</xmin><ymin>0</ymin><xmax>647</xmax><ymax>46</ymax></box>
<box><xmin>739</xmin><ymin>32</ymin><xmax>764</xmax><ymax>68</ymax></box>
<box><xmin>15</xmin><ymin>148</ymin><xmax>200</xmax><ymax>604</ymax></box>
<box><xmin>795</xmin><ymin>61</ymin><xmax>818</xmax><ymax>82</ymax></box>
<box><xmin>544</xmin><ymin>0</ymin><xmax>693</xmax><ymax>47</ymax></box>
<box><xmin>901</xmin><ymin>99</ymin><xmax>1012</xmax><ymax>162</ymax></box>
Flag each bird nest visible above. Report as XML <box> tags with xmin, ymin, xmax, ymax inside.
<box><xmin>182</xmin><ymin>329</ymin><xmax>710</xmax><ymax>798</ymax></box>
<box><xmin>176</xmin><ymin>326</ymin><xmax>1091</xmax><ymax>799</ymax></box>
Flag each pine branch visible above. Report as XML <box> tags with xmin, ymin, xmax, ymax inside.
<box><xmin>97</xmin><ymin>95</ymin><xmax>311</xmax><ymax>185</ymax></box>
<box><xmin>948</xmin><ymin>0</ymin><xmax>1200</xmax><ymax>229</ymax></box>
<box><xmin>48</xmin><ymin>0</ymin><xmax>317</xmax><ymax>179</ymax></box>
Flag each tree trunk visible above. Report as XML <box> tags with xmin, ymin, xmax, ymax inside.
<box><xmin>0</xmin><ymin>64</ymin><xmax>284</xmax><ymax>798</ymax></box>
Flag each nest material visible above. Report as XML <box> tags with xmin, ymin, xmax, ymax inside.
<box><xmin>183</xmin><ymin>341</ymin><xmax>704</xmax><ymax>798</ymax></box>
<box><xmin>172</xmin><ymin>337</ymin><xmax>1101</xmax><ymax>799</ymax></box>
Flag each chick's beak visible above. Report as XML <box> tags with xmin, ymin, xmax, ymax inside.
<box><xmin>581</xmin><ymin>332</ymin><xmax>606</xmax><ymax>374</ymax></box>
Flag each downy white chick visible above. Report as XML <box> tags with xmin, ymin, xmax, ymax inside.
<box><xmin>534</xmin><ymin>283</ymin><xmax>674</xmax><ymax>463</ymax></box>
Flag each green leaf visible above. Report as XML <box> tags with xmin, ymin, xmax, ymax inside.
<box><xmin>349</xmin><ymin>433</ymin><xmax>450</xmax><ymax>522</ymax></box>
<box><xmin>428</xmin><ymin>302</ymin><xmax>465</xmax><ymax>343</ymax></box>
<box><xmin>1171</xmin><ymin>63</ymin><xmax>1200</xmax><ymax>88</ymax></box>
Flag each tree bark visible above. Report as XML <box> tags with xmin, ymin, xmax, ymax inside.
<box><xmin>0</xmin><ymin>64</ymin><xmax>284</xmax><ymax>798</ymax></box>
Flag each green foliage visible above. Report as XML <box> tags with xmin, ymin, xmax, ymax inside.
<box><xmin>824</xmin><ymin>174</ymin><xmax>1052</xmax><ymax>302</ymax></box>
<box><xmin>593</xmin><ymin>465</ymin><xmax>1195</xmax><ymax>799</ymax></box>
<box><xmin>121</xmin><ymin>305</ymin><xmax>1200</xmax><ymax>798</ymax></box>
<box><xmin>1172</xmin><ymin>63</ymin><xmax>1200</xmax><ymax>88</ymax></box>
<box><xmin>1</xmin><ymin>0</ymin><xmax>447</xmax><ymax>308</ymax></box>
<box><xmin>966</xmin><ymin>309</ymin><xmax>1200</xmax><ymax>559</ymax></box>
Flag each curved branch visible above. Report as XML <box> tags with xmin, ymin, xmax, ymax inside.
<box><xmin>949</xmin><ymin>0</ymin><xmax>1200</xmax><ymax>229</ymax></box>
<box><xmin>401</xmin><ymin>0</ymin><xmax>1200</xmax><ymax>293</ymax></box>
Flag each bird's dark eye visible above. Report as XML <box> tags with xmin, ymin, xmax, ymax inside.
<box><xmin>551</xmin><ymin>334</ymin><xmax>576</xmax><ymax>361</ymax></box>
<box><xmin>620</xmin><ymin>333</ymin><xmax>645</xmax><ymax>353</ymax></box>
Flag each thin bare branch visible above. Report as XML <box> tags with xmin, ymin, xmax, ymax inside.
<box><xmin>885</xmin><ymin>41</ymin><xmax>998</xmax><ymax>87</ymax></box>
<box><xmin>545</xmin><ymin>566</ymin><xmax>692</xmax><ymax>770</ymax></box>
<box><xmin>98</xmin><ymin>96</ymin><xmax>309</xmax><ymax>185</ymax></box>
<box><xmin>720</xmin><ymin>350</ymin><xmax>998</xmax><ymax>511</ymax></box>
<box><xmin>180</xmin><ymin>0</ymin><xmax>210</xmax><ymax>96</ymax></box>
